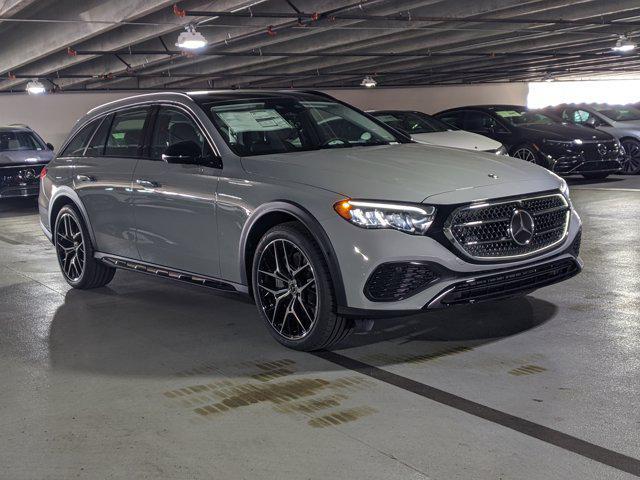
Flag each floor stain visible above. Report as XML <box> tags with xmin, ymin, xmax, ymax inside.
<box><xmin>164</xmin><ymin>376</ymin><xmax>371</xmax><ymax>416</ymax></box>
<box><xmin>509</xmin><ymin>364</ymin><xmax>547</xmax><ymax>376</ymax></box>
<box><xmin>308</xmin><ymin>406</ymin><xmax>378</xmax><ymax>428</ymax></box>
<box><xmin>360</xmin><ymin>346</ymin><xmax>473</xmax><ymax>366</ymax></box>
<box><xmin>251</xmin><ymin>367</ymin><xmax>296</xmax><ymax>382</ymax></box>
<box><xmin>274</xmin><ymin>394</ymin><xmax>349</xmax><ymax>414</ymax></box>
<box><xmin>164</xmin><ymin>359</ymin><xmax>377</xmax><ymax>429</ymax></box>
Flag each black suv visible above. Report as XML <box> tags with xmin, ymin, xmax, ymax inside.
<box><xmin>434</xmin><ymin>105</ymin><xmax>622</xmax><ymax>179</ymax></box>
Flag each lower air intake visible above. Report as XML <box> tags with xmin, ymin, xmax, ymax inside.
<box><xmin>365</xmin><ymin>262</ymin><xmax>439</xmax><ymax>302</ymax></box>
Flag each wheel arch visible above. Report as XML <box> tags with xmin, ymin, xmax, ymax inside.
<box><xmin>49</xmin><ymin>188</ymin><xmax>97</xmax><ymax>247</ymax></box>
<box><xmin>239</xmin><ymin>201</ymin><xmax>347</xmax><ymax>306</ymax></box>
<box><xmin>619</xmin><ymin>135</ymin><xmax>640</xmax><ymax>144</ymax></box>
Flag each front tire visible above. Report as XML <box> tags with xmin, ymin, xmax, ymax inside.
<box><xmin>252</xmin><ymin>222</ymin><xmax>352</xmax><ymax>351</ymax></box>
<box><xmin>54</xmin><ymin>205</ymin><xmax>115</xmax><ymax>289</ymax></box>
<box><xmin>620</xmin><ymin>139</ymin><xmax>640</xmax><ymax>174</ymax></box>
<box><xmin>511</xmin><ymin>144</ymin><xmax>540</xmax><ymax>165</ymax></box>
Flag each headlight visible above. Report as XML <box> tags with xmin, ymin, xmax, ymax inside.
<box><xmin>334</xmin><ymin>199</ymin><xmax>436</xmax><ymax>235</ymax></box>
<box><xmin>542</xmin><ymin>139</ymin><xmax>574</xmax><ymax>149</ymax></box>
<box><xmin>559</xmin><ymin>178</ymin><xmax>570</xmax><ymax>200</ymax></box>
<box><xmin>494</xmin><ymin>145</ymin><xmax>508</xmax><ymax>155</ymax></box>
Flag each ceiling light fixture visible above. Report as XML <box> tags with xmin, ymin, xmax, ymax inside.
<box><xmin>612</xmin><ymin>35</ymin><xmax>636</xmax><ymax>53</ymax></box>
<box><xmin>542</xmin><ymin>73</ymin><xmax>555</xmax><ymax>82</ymax></box>
<box><xmin>360</xmin><ymin>75</ymin><xmax>377</xmax><ymax>88</ymax></box>
<box><xmin>26</xmin><ymin>79</ymin><xmax>46</xmax><ymax>95</ymax></box>
<box><xmin>176</xmin><ymin>24</ymin><xmax>207</xmax><ymax>50</ymax></box>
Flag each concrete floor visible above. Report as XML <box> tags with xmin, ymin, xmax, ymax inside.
<box><xmin>0</xmin><ymin>175</ymin><xmax>638</xmax><ymax>480</ymax></box>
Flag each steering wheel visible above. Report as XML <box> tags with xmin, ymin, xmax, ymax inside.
<box><xmin>321</xmin><ymin>137</ymin><xmax>351</xmax><ymax>147</ymax></box>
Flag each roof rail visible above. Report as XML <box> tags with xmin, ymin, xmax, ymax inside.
<box><xmin>285</xmin><ymin>89</ymin><xmax>337</xmax><ymax>100</ymax></box>
<box><xmin>7</xmin><ymin>123</ymin><xmax>31</xmax><ymax>129</ymax></box>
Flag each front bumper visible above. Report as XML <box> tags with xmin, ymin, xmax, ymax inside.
<box><xmin>0</xmin><ymin>164</ymin><xmax>44</xmax><ymax>199</ymax></box>
<box><xmin>322</xmin><ymin>207</ymin><xmax>582</xmax><ymax>316</ymax></box>
<box><xmin>538</xmin><ymin>146</ymin><xmax>622</xmax><ymax>175</ymax></box>
<box><xmin>552</xmin><ymin>158</ymin><xmax>622</xmax><ymax>175</ymax></box>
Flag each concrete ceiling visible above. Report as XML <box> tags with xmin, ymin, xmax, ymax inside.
<box><xmin>1</xmin><ymin>0</ymin><xmax>640</xmax><ymax>92</ymax></box>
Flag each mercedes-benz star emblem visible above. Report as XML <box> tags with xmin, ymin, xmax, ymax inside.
<box><xmin>597</xmin><ymin>143</ymin><xmax>607</xmax><ymax>156</ymax></box>
<box><xmin>509</xmin><ymin>209</ymin><xmax>535</xmax><ymax>246</ymax></box>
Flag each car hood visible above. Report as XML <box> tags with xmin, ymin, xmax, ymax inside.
<box><xmin>519</xmin><ymin>123</ymin><xmax>613</xmax><ymax>141</ymax></box>
<box><xmin>241</xmin><ymin>143</ymin><xmax>562</xmax><ymax>204</ymax></box>
<box><xmin>0</xmin><ymin>149</ymin><xmax>53</xmax><ymax>166</ymax></box>
<box><xmin>411</xmin><ymin>130</ymin><xmax>501</xmax><ymax>151</ymax></box>
<box><xmin>610</xmin><ymin>120</ymin><xmax>640</xmax><ymax>130</ymax></box>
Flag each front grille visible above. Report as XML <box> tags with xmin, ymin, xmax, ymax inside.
<box><xmin>445</xmin><ymin>193</ymin><xmax>570</xmax><ymax>261</ymax></box>
<box><xmin>0</xmin><ymin>164</ymin><xmax>44</xmax><ymax>186</ymax></box>
<box><xmin>580</xmin><ymin>140</ymin><xmax>618</xmax><ymax>161</ymax></box>
<box><xmin>365</xmin><ymin>262</ymin><xmax>439</xmax><ymax>302</ymax></box>
<box><xmin>437</xmin><ymin>258</ymin><xmax>580</xmax><ymax>306</ymax></box>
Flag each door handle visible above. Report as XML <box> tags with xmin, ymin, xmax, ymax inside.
<box><xmin>136</xmin><ymin>179</ymin><xmax>160</xmax><ymax>188</ymax></box>
<box><xmin>76</xmin><ymin>174</ymin><xmax>96</xmax><ymax>182</ymax></box>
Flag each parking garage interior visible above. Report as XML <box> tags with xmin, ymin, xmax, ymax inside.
<box><xmin>0</xmin><ymin>1</ymin><xmax>639</xmax><ymax>479</ymax></box>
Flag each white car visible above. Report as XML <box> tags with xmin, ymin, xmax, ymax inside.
<box><xmin>370</xmin><ymin>109</ymin><xmax>507</xmax><ymax>154</ymax></box>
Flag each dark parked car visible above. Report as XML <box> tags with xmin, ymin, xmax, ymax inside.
<box><xmin>434</xmin><ymin>105</ymin><xmax>622</xmax><ymax>179</ymax></box>
<box><xmin>0</xmin><ymin>124</ymin><xmax>54</xmax><ymax>199</ymax></box>
<box><xmin>543</xmin><ymin>103</ymin><xmax>640</xmax><ymax>175</ymax></box>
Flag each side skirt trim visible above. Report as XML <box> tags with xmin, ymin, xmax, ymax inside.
<box><xmin>94</xmin><ymin>252</ymin><xmax>249</xmax><ymax>294</ymax></box>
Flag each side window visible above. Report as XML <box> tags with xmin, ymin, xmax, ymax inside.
<box><xmin>437</xmin><ymin>111</ymin><xmax>464</xmax><ymax>129</ymax></box>
<box><xmin>465</xmin><ymin>111</ymin><xmax>498</xmax><ymax>133</ymax></box>
<box><xmin>84</xmin><ymin>114</ymin><xmax>113</xmax><ymax>157</ymax></box>
<box><xmin>60</xmin><ymin>118</ymin><xmax>100</xmax><ymax>157</ymax></box>
<box><xmin>573</xmin><ymin>110</ymin><xmax>591</xmax><ymax>124</ymax></box>
<box><xmin>561</xmin><ymin>109</ymin><xmax>573</xmax><ymax>121</ymax></box>
<box><xmin>104</xmin><ymin>108</ymin><xmax>150</xmax><ymax>158</ymax></box>
<box><xmin>150</xmin><ymin>107</ymin><xmax>210</xmax><ymax>160</ymax></box>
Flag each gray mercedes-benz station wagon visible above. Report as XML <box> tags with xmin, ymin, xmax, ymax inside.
<box><xmin>39</xmin><ymin>91</ymin><xmax>582</xmax><ymax>350</ymax></box>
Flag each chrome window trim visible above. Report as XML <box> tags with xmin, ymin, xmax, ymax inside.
<box><xmin>444</xmin><ymin>192</ymin><xmax>570</xmax><ymax>262</ymax></box>
<box><xmin>58</xmin><ymin>98</ymin><xmax>223</xmax><ymax>163</ymax></box>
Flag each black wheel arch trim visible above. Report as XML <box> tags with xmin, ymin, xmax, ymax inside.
<box><xmin>48</xmin><ymin>188</ymin><xmax>97</xmax><ymax>247</ymax></box>
<box><xmin>239</xmin><ymin>200</ymin><xmax>348</xmax><ymax>307</ymax></box>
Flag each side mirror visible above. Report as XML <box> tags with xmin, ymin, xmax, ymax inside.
<box><xmin>46</xmin><ymin>143</ymin><xmax>54</xmax><ymax>151</ymax></box>
<box><xmin>161</xmin><ymin>141</ymin><xmax>201</xmax><ymax>164</ymax></box>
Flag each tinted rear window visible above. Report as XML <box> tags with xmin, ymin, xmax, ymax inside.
<box><xmin>0</xmin><ymin>130</ymin><xmax>46</xmax><ymax>152</ymax></box>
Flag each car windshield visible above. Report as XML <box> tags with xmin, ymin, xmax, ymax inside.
<box><xmin>0</xmin><ymin>130</ymin><xmax>46</xmax><ymax>152</ymax></box>
<box><xmin>372</xmin><ymin>111</ymin><xmax>453</xmax><ymax>134</ymax></box>
<box><xmin>198</xmin><ymin>96</ymin><xmax>400</xmax><ymax>156</ymax></box>
<box><xmin>493</xmin><ymin>109</ymin><xmax>557</xmax><ymax>126</ymax></box>
<box><xmin>592</xmin><ymin>105</ymin><xmax>640</xmax><ymax>121</ymax></box>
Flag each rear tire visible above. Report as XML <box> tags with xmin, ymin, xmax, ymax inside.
<box><xmin>54</xmin><ymin>205</ymin><xmax>115</xmax><ymax>289</ymax></box>
<box><xmin>252</xmin><ymin>222</ymin><xmax>352</xmax><ymax>351</ymax></box>
<box><xmin>581</xmin><ymin>172</ymin><xmax>609</xmax><ymax>180</ymax></box>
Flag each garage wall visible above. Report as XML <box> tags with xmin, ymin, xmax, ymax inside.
<box><xmin>0</xmin><ymin>92</ymin><xmax>130</xmax><ymax>149</ymax></box>
<box><xmin>326</xmin><ymin>83</ymin><xmax>529</xmax><ymax>114</ymax></box>
<box><xmin>0</xmin><ymin>83</ymin><xmax>529</xmax><ymax>150</ymax></box>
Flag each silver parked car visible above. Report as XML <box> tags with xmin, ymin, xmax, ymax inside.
<box><xmin>1</xmin><ymin>124</ymin><xmax>54</xmax><ymax>199</ymax></box>
<box><xmin>39</xmin><ymin>91</ymin><xmax>582</xmax><ymax>350</ymax></box>
<box><xmin>548</xmin><ymin>103</ymin><xmax>640</xmax><ymax>174</ymax></box>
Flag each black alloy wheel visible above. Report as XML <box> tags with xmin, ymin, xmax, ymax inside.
<box><xmin>252</xmin><ymin>223</ymin><xmax>352</xmax><ymax>351</ymax></box>
<box><xmin>620</xmin><ymin>139</ymin><xmax>640</xmax><ymax>174</ymax></box>
<box><xmin>54</xmin><ymin>205</ymin><xmax>115</xmax><ymax>288</ymax></box>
